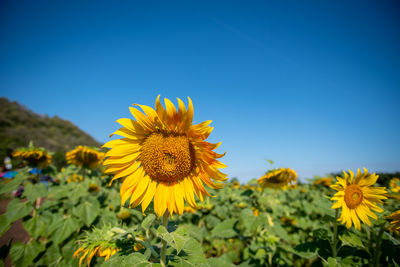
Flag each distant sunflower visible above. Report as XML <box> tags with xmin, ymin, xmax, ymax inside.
<box><xmin>258</xmin><ymin>168</ymin><xmax>297</xmax><ymax>189</ymax></box>
<box><xmin>12</xmin><ymin>143</ymin><xmax>51</xmax><ymax>168</ymax></box>
<box><xmin>389</xmin><ymin>178</ymin><xmax>400</xmax><ymax>193</ymax></box>
<box><xmin>313</xmin><ymin>177</ymin><xmax>334</xmax><ymax>187</ymax></box>
<box><xmin>330</xmin><ymin>168</ymin><xmax>387</xmax><ymax>230</ymax></box>
<box><xmin>66</xmin><ymin>146</ymin><xmax>105</xmax><ymax>169</ymax></box>
<box><xmin>387</xmin><ymin>210</ymin><xmax>400</xmax><ymax>234</ymax></box>
<box><xmin>103</xmin><ymin>96</ymin><xmax>227</xmax><ymax>217</ymax></box>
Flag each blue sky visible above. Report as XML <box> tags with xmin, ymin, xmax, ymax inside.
<box><xmin>1</xmin><ymin>1</ymin><xmax>399</xmax><ymax>182</ymax></box>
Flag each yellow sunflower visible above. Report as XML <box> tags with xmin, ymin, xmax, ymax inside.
<box><xmin>386</xmin><ymin>210</ymin><xmax>400</xmax><ymax>234</ymax></box>
<box><xmin>66</xmin><ymin>146</ymin><xmax>105</xmax><ymax>169</ymax></box>
<box><xmin>73</xmin><ymin>246</ymin><xmax>118</xmax><ymax>266</ymax></box>
<box><xmin>103</xmin><ymin>96</ymin><xmax>227</xmax><ymax>217</ymax></box>
<box><xmin>330</xmin><ymin>168</ymin><xmax>387</xmax><ymax>230</ymax></box>
<box><xmin>13</xmin><ymin>147</ymin><xmax>51</xmax><ymax>168</ymax></box>
<box><xmin>389</xmin><ymin>178</ymin><xmax>400</xmax><ymax>193</ymax></box>
<box><xmin>313</xmin><ymin>177</ymin><xmax>334</xmax><ymax>187</ymax></box>
<box><xmin>257</xmin><ymin>168</ymin><xmax>297</xmax><ymax>189</ymax></box>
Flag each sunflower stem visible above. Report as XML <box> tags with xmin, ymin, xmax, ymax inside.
<box><xmin>373</xmin><ymin>224</ymin><xmax>386</xmax><ymax>267</ymax></box>
<box><xmin>332</xmin><ymin>209</ymin><xmax>339</xmax><ymax>258</ymax></box>
<box><xmin>160</xmin><ymin>212</ymin><xmax>169</xmax><ymax>267</ymax></box>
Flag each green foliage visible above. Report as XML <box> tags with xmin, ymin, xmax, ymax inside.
<box><xmin>1</xmin><ymin>168</ymin><xmax>399</xmax><ymax>266</ymax></box>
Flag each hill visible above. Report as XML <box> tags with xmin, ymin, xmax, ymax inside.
<box><xmin>0</xmin><ymin>97</ymin><xmax>101</xmax><ymax>168</ymax></box>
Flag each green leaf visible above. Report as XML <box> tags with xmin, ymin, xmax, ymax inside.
<box><xmin>0</xmin><ymin>171</ymin><xmax>28</xmax><ymax>195</ymax></box>
<box><xmin>46</xmin><ymin>213</ymin><xmax>64</xmax><ymax>237</ymax></box>
<box><xmin>5</xmin><ymin>199</ymin><xmax>33</xmax><ymax>224</ymax></box>
<box><xmin>101</xmin><ymin>253</ymin><xmax>161</xmax><ymax>267</ymax></box>
<box><xmin>9</xmin><ymin>241</ymin><xmax>45</xmax><ymax>267</ymax></box>
<box><xmin>171</xmin><ymin>238</ymin><xmax>208</xmax><ymax>267</ymax></box>
<box><xmin>141</xmin><ymin>214</ymin><xmax>156</xmax><ymax>230</ymax></box>
<box><xmin>328</xmin><ymin>257</ymin><xmax>339</xmax><ymax>267</ymax></box>
<box><xmin>207</xmin><ymin>257</ymin><xmax>234</xmax><ymax>267</ymax></box>
<box><xmin>72</xmin><ymin>201</ymin><xmax>100</xmax><ymax>227</ymax></box>
<box><xmin>0</xmin><ymin>214</ymin><xmax>11</xmax><ymax>236</ymax></box>
<box><xmin>22</xmin><ymin>183</ymin><xmax>48</xmax><ymax>203</ymax></box>
<box><xmin>157</xmin><ymin>226</ymin><xmax>189</xmax><ymax>254</ymax></box>
<box><xmin>211</xmin><ymin>219</ymin><xmax>237</xmax><ymax>238</ymax></box>
<box><xmin>339</xmin><ymin>232</ymin><xmax>364</xmax><ymax>249</ymax></box>
<box><xmin>51</xmin><ymin>216</ymin><xmax>79</xmax><ymax>245</ymax></box>
<box><xmin>23</xmin><ymin>215</ymin><xmax>47</xmax><ymax>239</ymax></box>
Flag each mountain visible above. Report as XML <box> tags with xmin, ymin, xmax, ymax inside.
<box><xmin>0</xmin><ymin>97</ymin><xmax>101</xmax><ymax>168</ymax></box>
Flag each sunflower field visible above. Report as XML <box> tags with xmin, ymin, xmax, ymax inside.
<box><xmin>1</xmin><ymin>97</ymin><xmax>399</xmax><ymax>267</ymax></box>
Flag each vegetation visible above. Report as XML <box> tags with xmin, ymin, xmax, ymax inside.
<box><xmin>1</xmin><ymin>168</ymin><xmax>399</xmax><ymax>266</ymax></box>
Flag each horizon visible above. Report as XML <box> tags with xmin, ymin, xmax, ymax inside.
<box><xmin>1</xmin><ymin>1</ymin><xmax>399</xmax><ymax>182</ymax></box>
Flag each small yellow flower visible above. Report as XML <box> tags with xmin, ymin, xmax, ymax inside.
<box><xmin>386</xmin><ymin>210</ymin><xmax>400</xmax><ymax>234</ymax></box>
<box><xmin>252</xmin><ymin>207</ymin><xmax>260</xmax><ymax>216</ymax></box>
<box><xmin>117</xmin><ymin>208</ymin><xmax>131</xmax><ymax>220</ymax></box>
<box><xmin>231</xmin><ymin>181</ymin><xmax>241</xmax><ymax>189</ymax></box>
<box><xmin>67</xmin><ymin>173</ymin><xmax>84</xmax><ymax>183</ymax></box>
<box><xmin>258</xmin><ymin>168</ymin><xmax>297</xmax><ymax>190</ymax></box>
<box><xmin>389</xmin><ymin>178</ymin><xmax>400</xmax><ymax>193</ymax></box>
<box><xmin>134</xmin><ymin>235</ymin><xmax>145</xmax><ymax>251</ymax></box>
<box><xmin>280</xmin><ymin>216</ymin><xmax>297</xmax><ymax>225</ymax></box>
<box><xmin>183</xmin><ymin>206</ymin><xmax>197</xmax><ymax>213</ymax></box>
<box><xmin>330</xmin><ymin>168</ymin><xmax>387</xmax><ymax>230</ymax></box>
<box><xmin>88</xmin><ymin>183</ymin><xmax>100</xmax><ymax>192</ymax></box>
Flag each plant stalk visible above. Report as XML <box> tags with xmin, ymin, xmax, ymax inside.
<box><xmin>373</xmin><ymin>224</ymin><xmax>385</xmax><ymax>267</ymax></box>
<box><xmin>160</xmin><ymin>212</ymin><xmax>169</xmax><ymax>267</ymax></box>
<box><xmin>332</xmin><ymin>209</ymin><xmax>339</xmax><ymax>257</ymax></box>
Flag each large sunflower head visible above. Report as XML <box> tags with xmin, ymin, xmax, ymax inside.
<box><xmin>330</xmin><ymin>168</ymin><xmax>387</xmax><ymax>230</ymax></box>
<box><xmin>257</xmin><ymin>168</ymin><xmax>297</xmax><ymax>189</ymax></box>
<box><xmin>103</xmin><ymin>96</ymin><xmax>227</xmax><ymax>217</ymax></box>
<box><xmin>66</xmin><ymin>146</ymin><xmax>105</xmax><ymax>169</ymax></box>
<box><xmin>12</xmin><ymin>143</ymin><xmax>52</xmax><ymax>168</ymax></box>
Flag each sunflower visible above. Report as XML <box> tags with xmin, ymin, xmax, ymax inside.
<box><xmin>66</xmin><ymin>146</ymin><xmax>105</xmax><ymax>169</ymax></box>
<box><xmin>257</xmin><ymin>168</ymin><xmax>297</xmax><ymax>189</ymax></box>
<box><xmin>66</xmin><ymin>173</ymin><xmax>84</xmax><ymax>183</ymax></box>
<box><xmin>103</xmin><ymin>96</ymin><xmax>227</xmax><ymax>217</ymax></box>
<box><xmin>387</xmin><ymin>210</ymin><xmax>400</xmax><ymax>234</ymax></box>
<box><xmin>330</xmin><ymin>168</ymin><xmax>387</xmax><ymax>230</ymax></box>
<box><xmin>12</xmin><ymin>146</ymin><xmax>51</xmax><ymax>168</ymax></box>
<box><xmin>313</xmin><ymin>177</ymin><xmax>334</xmax><ymax>187</ymax></box>
<box><xmin>73</xmin><ymin>246</ymin><xmax>118</xmax><ymax>266</ymax></box>
<box><xmin>389</xmin><ymin>178</ymin><xmax>400</xmax><ymax>193</ymax></box>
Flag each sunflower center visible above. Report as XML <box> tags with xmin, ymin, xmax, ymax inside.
<box><xmin>344</xmin><ymin>184</ymin><xmax>363</xmax><ymax>209</ymax></box>
<box><xmin>141</xmin><ymin>132</ymin><xmax>195</xmax><ymax>183</ymax></box>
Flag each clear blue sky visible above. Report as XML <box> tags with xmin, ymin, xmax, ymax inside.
<box><xmin>1</xmin><ymin>1</ymin><xmax>399</xmax><ymax>182</ymax></box>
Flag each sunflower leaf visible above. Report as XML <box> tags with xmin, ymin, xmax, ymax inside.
<box><xmin>51</xmin><ymin>216</ymin><xmax>79</xmax><ymax>245</ymax></box>
<box><xmin>339</xmin><ymin>232</ymin><xmax>364</xmax><ymax>249</ymax></box>
<box><xmin>22</xmin><ymin>183</ymin><xmax>48</xmax><ymax>203</ymax></box>
<box><xmin>5</xmin><ymin>199</ymin><xmax>33</xmax><ymax>225</ymax></box>
<box><xmin>101</xmin><ymin>252</ymin><xmax>161</xmax><ymax>267</ymax></box>
<box><xmin>211</xmin><ymin>219</ymin><xmax>237</xmax><ymax>238</ymax></box>
<box><xmin>142</xmin><ymin>214</ymin><xmax>156</xmax><ymax>230</ymax></box>
<box><xmin>72</xmin><ymin>201</ymin><xmax>100</xmax><ymax>227</ymax></box>
<box><xmin>170</xmin><ymin>238</ymin><xmax>208</xmax><ymax>266</ymax></box>
<box><xmin>9</xmin><ymin>241</ymin><xmax>45</xmax><ymax>267</ymax></box>
<box><xmin>157</xmin><ymin>225</ymin><xmax>189</xmax><ymax>254</ymax></box>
